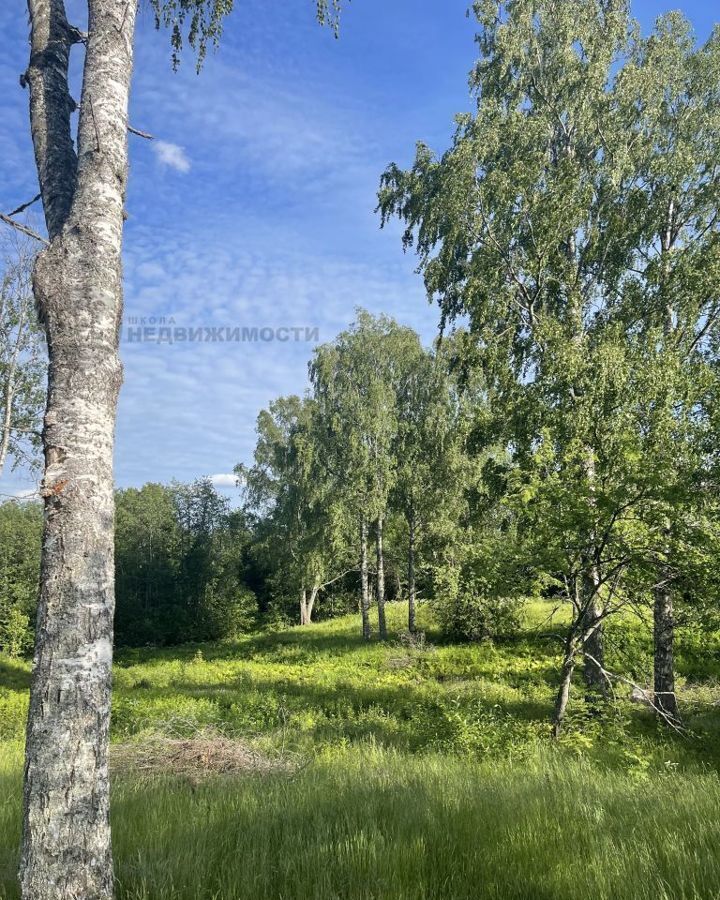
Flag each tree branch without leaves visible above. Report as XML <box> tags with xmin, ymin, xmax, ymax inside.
<box><xmin>8</xmin><ymin>195</ymin><xmax>41</xmax><ymax>217</ymax></box>
<box><xmin>0</xmin><ymin>214</ymin><xmax>49</xmax><ymax>246</ymax></box>
<box><xmin>128</xmin><ymin>125</ymin><xmax>154</xmax><ymax>140</ymax></box>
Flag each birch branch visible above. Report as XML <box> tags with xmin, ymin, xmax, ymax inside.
<box><xmin>8</xmin><ymin>195</ymin><xmax>41</xmax><ymax>217</ymax></box>
<box><xmin>0</xmin><ymin>214</ymin><xmax>49</xmax><ymax>246</ymax></box>
<box><xmin>128</xmin><ymin>125</ymin><xmax>154</xmax><ymax>140</ymax></box>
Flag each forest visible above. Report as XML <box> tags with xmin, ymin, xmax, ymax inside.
<box><xmin>1</xmin><ymin>0</ymin><xmax>720</xmax><ymax>898</ymax></box>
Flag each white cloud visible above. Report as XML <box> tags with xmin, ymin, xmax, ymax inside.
<box><xmin>209</xmin><ymin>473</ymin><xmax>238</xmax><ymax>488</ymax></box>
<box><xmin>153</xmin><ymin>141</ymin><xmax>191</xmax><ymax>173</ymax></box>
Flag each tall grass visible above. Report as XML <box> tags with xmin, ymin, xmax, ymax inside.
<box><xmin>2</xmin><ymin>744</ymin><xmax>720</xmax><ymax>899</ymax></box>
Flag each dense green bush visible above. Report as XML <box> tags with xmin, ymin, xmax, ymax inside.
<box><xmin>431</xmin><ymin>538</ymin><xmax>525</xmax><ymax>642</ymax></box>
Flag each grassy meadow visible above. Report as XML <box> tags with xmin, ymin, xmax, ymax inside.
<box><xmin>2</xmin><ymin>601</ymin><xmax>720</xmax><ymax>899</ymax></box>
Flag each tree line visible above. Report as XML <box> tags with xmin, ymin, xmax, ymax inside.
<box><xmin>238</xmin><ymin>311</ymin><xmax>484</xmax><ymax>640</ymax></box>
<box><xmin>0</xmin><ymin>480</ymin><xmax>252</xmax><ymax>652</ymax></box>
<box><xmin>0</xmin><ymin>310</ymin><xmax>487</xmax><ymax>653</ymax></box>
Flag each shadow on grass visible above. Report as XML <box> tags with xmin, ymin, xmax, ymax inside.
<box><xmin>114</xmin><ymin>625</ymin><xmax>380</xmax><ymax>669</ymax></box>
<box><xmin>0</xmin><ymin>656</ymin><xmax>30</xmax><ymax>691</ymax></box>
<box><xmin>112</xmin><ymin>667</ymin><xmax>556</xmax><ymax>753</ymax></box>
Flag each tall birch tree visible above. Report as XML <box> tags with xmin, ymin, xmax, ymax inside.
<box><xmin>7</xmin><ymin>2</ymin><xmax>343</xmax><ymax>897</ymax></box>
<box><xmin>238</xmin><ymin>395</ymin><xmax>353</xmax><ymax>626</ymax></box>
<box><xmin>379</xmin><ymin>0</ymin><xmax>720</xmax><ymax>729</ymax></box>
<box><xmin>393</xmin><ymin>338</ymin><xmax>480</xmax><ymax>634</ymax></box>
<box><xmin>311</xmin><ymin>311</ymin><xmax>421</xmax><ymax>640</ymax></box>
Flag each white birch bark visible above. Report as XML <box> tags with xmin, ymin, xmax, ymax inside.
<box><xmin>20</xmin><ymin>1</ymin><xmax>137</xmax><ymax>897</ymax></box>
<box><xmin>376</xmin><ymin>515</ymin><xmax>387</xmax><ymax>640</ymax></box>
<box><xmin>360</xmin><ymin>517</ymin><xmax>371</xmax><ymax>640</ymax></box>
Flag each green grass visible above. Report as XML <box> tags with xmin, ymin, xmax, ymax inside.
<box><xmin>2</xmin><ymin>601</ymin><xmax>720</xmax><ymax>898</ymax></box>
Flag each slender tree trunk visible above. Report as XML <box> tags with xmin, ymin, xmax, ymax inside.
<box><xmin>21</xmin><ymin>2</ymin><xmax>137</xmax><ymax>898</ymax></box>
<box><xmin>307</xmin><ymin>583</ymin><xmax>319</xmax><ymax>623</ymax></box>
<box><xmin>654</xmin><ymin>581</ymin><xmax>678</xmax><ymax>721</ymax></box>
<box><xmin>581</xmin><ymin>454</ymin><xmax>607</xmax><ymax>700</ymax></box>
<box><xmin>567</xmin><ymin>210</ymin><xmax>607</xmax><ymax>701</ymax></box>
<box><xmin>0</xmin><ymin>372</ymin><xmax>16</xmax><ymax>476</ymax></box>
<box><xmin>376</xmin><ymin>515</ymin><xmax>387</xmax><ymax>640</ymax></box>
<box><xmin>552</xmin><ymin>633</ymin><xmax>578</xmax><ymax>738</ymax></box>
<box><xmin>653</xmin><ymin>206</ymin><xmax>678</xmax><ymax>725</ymax></box>
<box><xmin>300</xmin><ymin>582</ymin><xmax>319</xmax><ymax>626</ymax></box>
<box><xmin>360</xmin><ymin>518</ymin><xmax>371</xmax><ymax>640</ymax></box>
<box><xmin>581</xmin><ymin>571</ymin><xmax>607</xmax><ymax>701</ymax></box>
<box><xmin>407</xmin><ymin>512</ymin><xmax>416</xmax><ymax>634</ymax></box>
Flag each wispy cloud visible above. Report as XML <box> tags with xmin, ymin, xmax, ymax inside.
<box><xmin>153</xmin><ymin>140</ymin><xmax>191</xmax><ymax>173</ymax></box>
<box><xmin>114</xmin><ymin>228</ymin><xmax>433</xmax><ymax>490</ymax></box>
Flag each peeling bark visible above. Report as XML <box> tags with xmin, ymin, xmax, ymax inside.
<box><xmin>20</xmin><ymin>1</ymin><xmax>137</xmax><ymax>897</ymax></box>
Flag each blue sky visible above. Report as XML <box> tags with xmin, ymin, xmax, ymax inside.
<box><xmin>0</xmin><ymin>0</ymin><xmax>716</xmax><ymax>499</ymax></box>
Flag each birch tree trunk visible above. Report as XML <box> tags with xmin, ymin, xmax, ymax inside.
<box><xmin>20</xmin><ymin>2</ymin><xmax>137</xmax><ymax>897</ymax></box>
<box><xmin>653</xmin><ymin>537</ymin><xmax>677</xmax><ymax>723</ymax></box>
<box><xmin>360</xmin><ymin>518</ymin><xmax>371</xmax><ymax>640</ymax></box>
<box><xmin>300</xmin><ymin>583</ymin><xmax>319</xmax><ymax>626</ymax></box>
<box><xmin>654</xmin><ymin>582</ymin><xmax>678</xmax><ymax>721</ymax></box>
<box><xmin>653</xmin><ymin>204</ymin><xmax>678</xmax><ymax>725</ymax></box>
<box><xmin>581</xmin><ymin>569</ymin><xmax>607</xmax><ymax>700</ymax></box>
<box><xmin>552</xmin><ymin>632</ymin><xmax>578</xmax><ymax>738</ymax></box>
<box><xmin>306</xmin><ymin>582</ymin><xmax>319</xmax><ymax>624</ymax></box>
<box><xmin>407</xmin><ymin>512</ymin><xmax>416</xmax><ymax>634</ymax></box>
<box><xmin>580</xmin><ymin>454</ymin><xmax>607</xmax><ymax>699</ymax></box>
<box><xmin>376</xmin><ymin>515</ymin><xmax>387</xmax><ymax>640</ymax></box>
<box><xmin>567</xmin><ymin>209</ymin><xmax>607</xmax><ymax>700</ymax></box>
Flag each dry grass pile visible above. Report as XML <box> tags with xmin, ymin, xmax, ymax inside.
<box><xmin>111</xmin><ymin>733</ymin><xmax>296</xmax><ymax>779</ymax></box>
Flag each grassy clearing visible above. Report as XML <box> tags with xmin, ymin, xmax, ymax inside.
<box><xmin>1</xmin><ymin>601</ymin><xmax>720</xmax><ymax>898</ymax></box>
<box><xmin>2</xmin><ymin>744</ymin><xmax>720</xmax><ymax>900</ymax></box>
